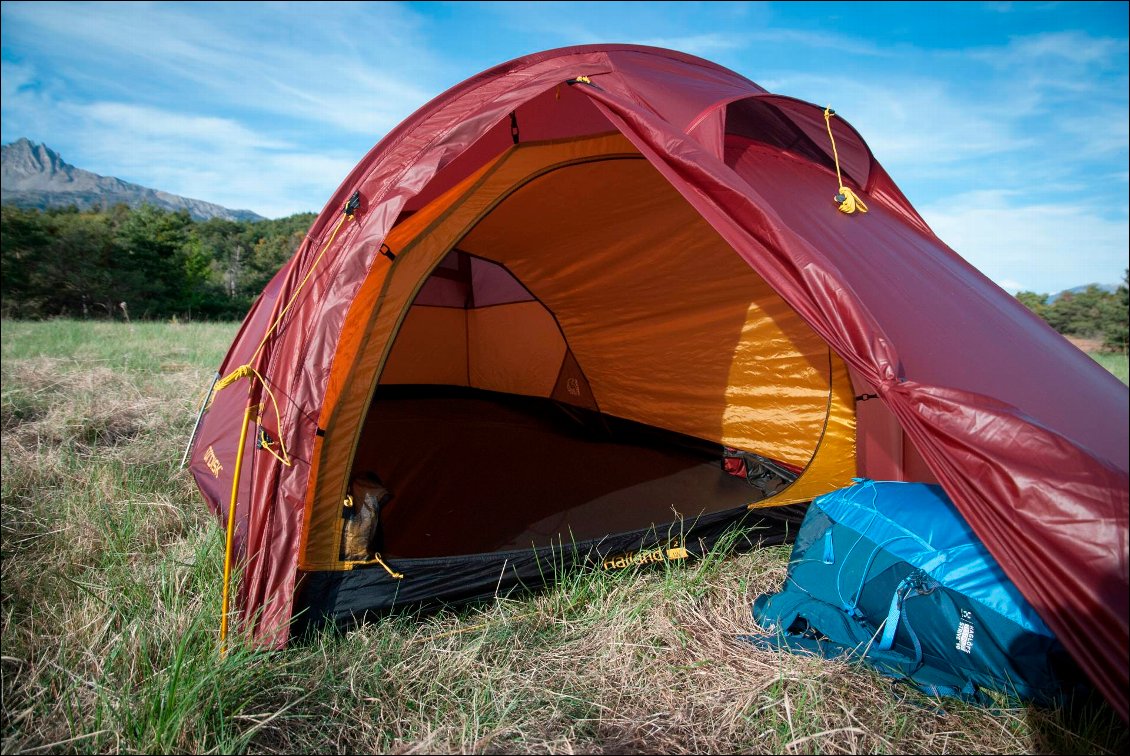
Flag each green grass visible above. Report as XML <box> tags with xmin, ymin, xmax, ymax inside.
<box><xmin>2</xmin><ymin>319</ymin><xmax>1126</xmax><ymax>754</ymax></box>
<box><xmin>1089</xmin><ymin>351</ymin><xmax>1129</xmax><ymax>385</ymax></box>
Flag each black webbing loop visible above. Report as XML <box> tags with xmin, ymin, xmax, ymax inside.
<box><xmin>344</xmin><ymin>189</ymin><xmax>361</xmax><ymax>218</ymax></box>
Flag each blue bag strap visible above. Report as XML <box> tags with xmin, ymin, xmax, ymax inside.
<box><xmin>877</xmin><ymin>564</ymin><xmax>943</xmax><ymax>655</ymax></box>
<box><xmin>878</xmin><ymin>576</ymin><xmax>914</xmax><ymax>651</ymax></box>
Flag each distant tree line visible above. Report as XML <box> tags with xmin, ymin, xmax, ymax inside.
<box><xmin>1</xmin><ymin>204</ymin><xmax>316</xmax><ymax>320</ymax></box>
<box><xmin>3</xmin><ymin>204</ymin><xmax>1128</xmax><ymax>354</ymax></box>
<box><xmin>1015</xmin><ymin>271</ymin><xmax>1129</xmax><ymax>353</ymax></box>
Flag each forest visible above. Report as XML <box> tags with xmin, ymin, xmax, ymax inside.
<box><xmin>1</xmin><ymin>203</ymin><xmax>1127</xmax><ymax>353</ymax></box>
<box><xmin>1016</xmin><ymin>278</ymin><xmax>1128</xmax><ymax>353</ymax></box>
<box><xmin>1</xmin><ymin>204</ymin><xmax>315</xmax><ymax>321</ymax></box>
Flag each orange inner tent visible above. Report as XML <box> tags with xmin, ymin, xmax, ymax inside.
<box><xmin>299</xmin><ymin>133</ymin><xmax>856</xmax><ymax>569</ymax></box>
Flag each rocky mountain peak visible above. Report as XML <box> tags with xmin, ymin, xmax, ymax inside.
<box><xmin>2</xmin><ymin>138</ymin><xmax>74</xmax><ymax>179</ymax></box>
<box><xmin>1</xmin><ymin>138</ymin><xmax>263</xmax><ymax>221</ymax></box>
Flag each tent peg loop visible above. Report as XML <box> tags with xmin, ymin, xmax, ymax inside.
<box><xmin>344</xmin><ymin>189</ymin><xmax>361</xmax><ymax>219</ymax></box>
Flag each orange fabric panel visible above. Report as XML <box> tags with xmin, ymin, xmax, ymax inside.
<box><xmin>750</xmin><ymin>354</ymin><xmax>857</xmax><ymax>507</ymax></box>
<box><xmin>467</xmin><ymin>302</ymin><xmax>566</xmax><ymax>397</ymax></box>
<box><xmin>719</xmin><ymin>301</ymin><xmax>837</xmax><ymax>464</ymax></box>
<box><xmin>380</xmin><ymin>306</ymin><xmax>469</xmax><ymax>386</ymax></box>
<box><xmin>458</xmin><ymin>158</ymin><xmax>831</xmax><ymax>467</ymax></box>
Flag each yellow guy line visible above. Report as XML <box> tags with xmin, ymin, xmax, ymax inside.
<box><xmin>823</xmin><ymin>107</ymin><xmax>868</xmax><ymax>215</ymax></box>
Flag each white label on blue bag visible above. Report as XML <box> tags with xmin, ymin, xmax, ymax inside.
<box><xmin>955</xmin><ymin>609</ymin><xmax>975</xmax><ymax>654</ymax></box>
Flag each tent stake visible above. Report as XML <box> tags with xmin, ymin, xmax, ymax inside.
<box><xmin>180</xmin><ymin>372</ymin><xmax>220</xmax><ymax>469</ymax></box>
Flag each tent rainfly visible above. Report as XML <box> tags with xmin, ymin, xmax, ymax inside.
<box><xmin>187</xmin><ymin>45</ymin><xmax>1129</xmax><ymax>718</ymax></box>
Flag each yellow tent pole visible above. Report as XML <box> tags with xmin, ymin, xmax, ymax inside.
<box><xmin>219</xmin><ymin>398</ymin><xmax>255</xmax><ymax>655</ymax></box>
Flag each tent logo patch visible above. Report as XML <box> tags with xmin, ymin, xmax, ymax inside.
<box><xmin>955</xmin><ymin>609</ymin><xmax>975</xmax><ymax>654</ymax></box>
<box><xmin>602</xmin><ymin>541</ymin><xmax>688</xmax><ymax>570</ymax></box>
<box><xmin>204</xmin><ymin>445</ymin><xmax>223</xmax><ymax>478</ymax></box>
<box><xmin>566</xmin><ymin>377</ymin><xmax>581</xmax><ymax>397</ymax></box>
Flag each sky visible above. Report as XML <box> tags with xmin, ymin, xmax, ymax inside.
<box><xmin>1</xmin><ymin>1</ymin><xmax>1127</xmax><ymax>295</ymax></box>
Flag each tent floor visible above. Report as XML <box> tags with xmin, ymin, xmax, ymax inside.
<box><xmin>352</xmin><ymin>386</ymin><xmax>768</xmax><ymax>558</ymax></box>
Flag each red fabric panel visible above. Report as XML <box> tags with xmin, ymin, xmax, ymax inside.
<box><xmin>686</xmin><ymin>107</ymin><xmax>725</xmax><ymax>159</ymax></box>
<box><xmin>721</xmin><ymin>137</ymin><xmax>1127</xmax><ymax>469</ymax></box>
<box><xmin>596</xmin><ymin>49</ymin><xmax>764</xmax><ymax>133</ymax></box>
<box><xmin>404</xmin><ymin>82</ymin><xmax>615</xmax><ymax>214</ymax></box>
<box><xmin>189</xmin><ymin>257</ymin><xmax>292</xmax><ymax>540</ymax></box>
<box><xmin>886</xmin><ymin>381</ymin><xmax>1128</xmax><ymax>711</ymax></box>
<box><xmin>411</xmin><ymin>250</ymin><xmax>535</xmax><ymax>308</ymax></box>
<box><xmin>470</xmin><ymin>256</ymin><xmax>534</xmax><ymax>307</ymax></box>
<box><xmin>414</xmin><ymin>275</ymin><xmax>468</xmax><ymax>308</ymax></box>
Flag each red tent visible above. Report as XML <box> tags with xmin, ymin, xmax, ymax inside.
<box><xmin>188</xmin><ymin>45</ymin><xmax>1128</xmax><ymax>717</ymax></box>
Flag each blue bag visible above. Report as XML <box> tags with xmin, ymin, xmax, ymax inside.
<box><xmin>747</xmin><ymin>479</ymin><xmax>1085</xmax><ymax>705</ymax></box>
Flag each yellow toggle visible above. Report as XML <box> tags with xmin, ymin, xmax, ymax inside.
<box><xmin>207</xmin><ymin>363</ymin><xmax>293</xmax><ymax>467</ymax></box>
<box><xmin>346</xmin><ymin>552</ymin><xmax>405</xmax><ymax>580</ymax></box>
<box><xmin>211</xmin><ymin>364</ymin><xmax>253</xmax><ymax>395</ymax></box>
<box><xmin>835</xmin><ymin>186</ymin><xmax>868</xmax><ymax>215</ymax></box>
<box><xmin>823</xmin><ymin>107</ymin><xmax>868</xmax><ymax>215</ymax></box>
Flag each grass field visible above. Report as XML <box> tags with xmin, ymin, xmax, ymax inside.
<box><xmin>2</xmin><ymin>320</ymin><xmax>1127</xmax><ymax>754</ymax></box>
<box><xmin>1088</xmin><ymin>351</ymin><xmax>1129</xmax><ymax>385</ymax></box>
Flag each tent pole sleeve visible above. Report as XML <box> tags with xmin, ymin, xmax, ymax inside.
<box><xmin>220</xmin><ymin>399</ymin><xmax>255</xmax><ymax>655</ymax></box>
<box><xmin>181</xmin><ymin>372</ymin><xmax>220</xmax><ymax>469</ymax></box>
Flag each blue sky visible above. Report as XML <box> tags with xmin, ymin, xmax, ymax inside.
<box><xmin>2</xmin><ymin>1</ymin><xmax>1127</xmax><ymax>294</ymax></box>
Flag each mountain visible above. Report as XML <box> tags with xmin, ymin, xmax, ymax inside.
<box><xmin>1</xmin><ymin>138</ymin><xmax>263</xmax><ymax>221</ymax></box>
<box><xmin>1048</xmin><ymin>283</ymin><xmax>1120</xmax><ymax>303</ymax></box>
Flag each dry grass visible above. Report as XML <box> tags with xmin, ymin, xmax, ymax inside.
<box><xmin>2</xmin><ymin>319</ymin><xmax>1126</xmax><ymax>754</ymax></box>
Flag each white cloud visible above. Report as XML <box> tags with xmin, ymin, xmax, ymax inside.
<box><xmin>977</xmin><ymin>30</ymin><xmax>1129</xmax><ymax>69</ymax></box>
<box><xmin>921</xmin><ymin>190</ymin><xmax>1129</xmax><ymax>294</ymax></box>
<box><xmin>65</xmin><ymin>101</ymin><xmax>360</xmax><ymax>218</ymax></box>
<box><xmin>76</xmin><ymin>103</ymin><xmax>291</xmax><ymax>152</ymax></box>
<box><xmin>2</xmin><ymin>0</ymin><xmax>1125</xmax><ymax>260</ymax></box>
<box><xmin>0</xmin><ymin>2</ymin><xmax>447</xmax><ymax>216</ymax></box>
<box><xmin>1</xmin><ymin>1</ymin><xmax>438</xmax><ymax>136</ymax></box>
<box><xmin>1</xmin><ymin>79</ymin><xmax>356</xmax><ymax>217</ymax></box>
<box><xmin>764</xmin><ymin>73</ymin><xmax>1026</xmax><ymax>171</ymax></box>
<box><xmin>996</xmin><ymin>279</ymin><xmax>1029</xmax><ymax>295</ymax></box>
<box><xmin>632</xmin><ymin>33</ymin><xmax>747</xmax><ymax>58</ymax></box>
<box><xmin>744</xmin><ymin>28</ymin><xmax>894</xmax><ymax>58</ymax></box>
